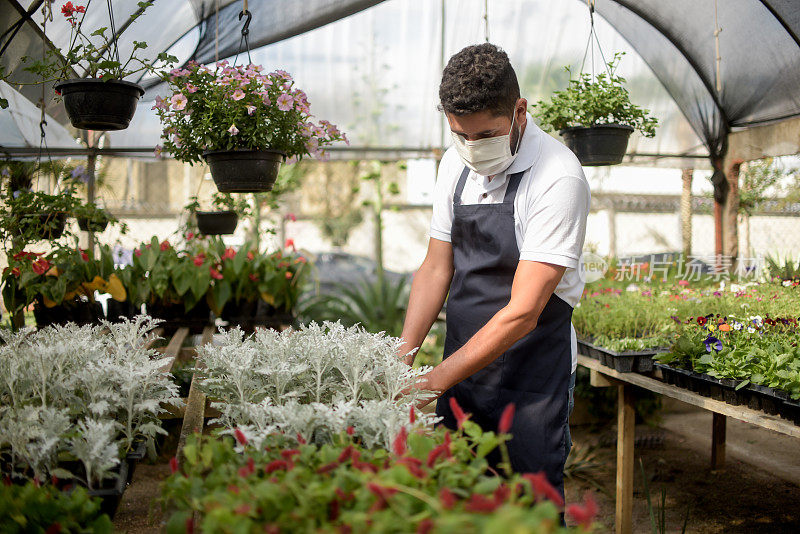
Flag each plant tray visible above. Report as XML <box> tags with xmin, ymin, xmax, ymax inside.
<box><xmin>780</xmin><ymin>397</ymin><xmax>800</xmax><ymax>425</ymax></box>
<box><xmin>655</xmin><ymin>364</ymin><xmax>797</xmax><ymax>423</ymax></box>
<box><xmin>577</xmin><ymin>338</ymin><xmax>661</xmax><ymax>373</ymax></box>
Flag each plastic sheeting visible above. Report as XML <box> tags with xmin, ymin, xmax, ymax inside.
<box><xmin>106</xmin><ymin>0</ymin><xmax>706</xmax><ymax>159</ymax></box>
<box><xmin>0</xmin><ymin>80</ymin><xmax>76</xmax><ymax>149</ymax></box>
<box><xmin>2</xmin><ymin>0</ymin><xmax>800</xmax><ymax>164</ymax></box>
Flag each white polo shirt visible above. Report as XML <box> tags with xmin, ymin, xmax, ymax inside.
<box><xmin>430</xmin><ymin>113</ymin><xmax>591</xmax><ymax>373</ymax></box>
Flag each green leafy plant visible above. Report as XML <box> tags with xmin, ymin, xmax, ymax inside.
<box><xmin>655</xmin><ymin>313</ymin><xmax>800</xmax><ymax>398</ymax></box>
<box><xmin>21</xmin><ymin>1</ymin><xmax>175</xmax><ymax>82</ymax></box>
<box><xmin>765</xmin><ymin>254</ymin><xmax>800</xmax><ymax>285</ymax></box>
<box><xmin>301</xmin><ymin>276</ymin><xmax>410</xmax><ymax>337</ymax></box>
<box><xmin>0</xmin><ymin>480</ymin><xmax>113</xmax><ymax>533</ymax></box>
<box><xmin>533</xmin><ymin>53</ymin><xmax>657</xmax><ymax>136</ymax></box>
<box><xmin>161</xmin><ymin>422</ymin><xmax>596</xmax><ymax>532</ymax></box>
<box><xmin>155</xmin><ymin>62</ymin><xmax>346</xmax><ymax>164</ymax></box>
<box><xmin>639</xmin><ymin>459</ymin><xmax>690</xmax><ymax>534</ymax></box>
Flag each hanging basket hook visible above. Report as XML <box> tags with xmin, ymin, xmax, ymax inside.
<box><xmin>239</xmin><ymin>9</ymin><xmax>252</xmax><ymax>37</ymax></box>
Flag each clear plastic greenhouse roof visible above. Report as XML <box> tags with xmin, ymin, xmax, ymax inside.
<box><xmin>2</xmin><ymin>0</ymin><xmax>799</xmax><ymax>162</ymax></box>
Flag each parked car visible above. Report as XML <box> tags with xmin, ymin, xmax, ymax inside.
<box><xmin>305</xmin><ymin>251</ymin><xmax>412</xmax><ymax>294</ymax></box>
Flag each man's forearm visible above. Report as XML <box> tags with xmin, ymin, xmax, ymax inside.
<box><xmin>421</xmin><ymin>303</ymin><xmax>537</xmax><ymax>394</ymax></box>
<box><xmin>399</xmin><ymin>262</ymin><xmax>452</xmax><ymax>365</ymax></box>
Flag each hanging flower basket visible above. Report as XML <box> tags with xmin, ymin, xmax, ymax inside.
<box><xmin>202</xmin><ymin>149</ymin><xmax>285</xmax><ymax>193</ymax></box>
<box><xmin>559</xmin><ymin>124</ymin><xmax>634</xmax><ymax>166</ymax></box>
<box><xmin>195</xmin><ymin>210</ymin><xmax>239</xmax><ymax>235</ymax></box>
<box><xmin>156</xmin><ymin>64</ymin><xmax>346</xmax><ymax>192</ymax></box>
<box><xmin>54</xmin><ymin>79</ymin><xmax>145</xmax><ymax>131</ymax></box>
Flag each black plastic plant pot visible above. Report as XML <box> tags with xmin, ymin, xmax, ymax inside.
<box><xmin>86</xmin><ymin>461</ymin><xmax>129</xmax><ymax>519</ymax></box>
<box><xmin>77</xmin><ymin>216</ymin><xmax>109</xmax><ymax>232</ymax></box>
<box><xmin>125</xmin><ymin>439</ymin><xmax>147</xmax><ymax>485</ymax></box>
<box><xmin>203</xmin><ymin>149</ymin><xmax>285</xmax><ymax>193</ymax></box>
<box><xmin>33</xmin><ymin>299</ymin><xmax>103</xmax><ymax>328</ymax></box>
<box><xmin>196</xmin><ymin>210</ymin><xmax>238</xmax><ymax>235</ymax></box>
<box><xmin>559</xmin><ymin>124</ymin><xmax>634</xmax><ymax>166</ymax></box>
<box><xmin>54</xmin><ymin>78</ymin><xmax>144</xmax><ymax>131</ymax></box>
<box><xmin>22</xmin><ymin>212</ymin><xmax>67</xmax><ymax>240</ymax></box>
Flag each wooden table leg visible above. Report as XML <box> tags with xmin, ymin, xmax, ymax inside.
<box><xmin>711</xmin><ymin>413</ymin><xmax>726</xmax><ymax>470</ymax></box>
<box><xmin>616</xmin><ymin>383</ymin><xmax>635</xmax><ymax>534</ymax></box>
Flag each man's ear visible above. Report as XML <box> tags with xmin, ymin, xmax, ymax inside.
<box><xmin>516</xmin><ymin>98</ymin><xmax>528</xmax><ymax>126</ymax></box>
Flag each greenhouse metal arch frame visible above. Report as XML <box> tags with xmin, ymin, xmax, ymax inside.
<box><xmin>2</xmin><ymin>0</ymin><xmax>800</xmax><ymax>259</ymax></box>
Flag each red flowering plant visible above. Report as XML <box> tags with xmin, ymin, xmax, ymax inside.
<box><xmin>161</xmin><ymin>411</ymin><xmax>597</xmax><ymax>533</ymax></box>
<box><xmin>154</xmin><ymin>61</ymin><xmax>346</xmax><ymax>163</ymax></box>
<box><xmin>183</xmin><ymin>235</ymin><xmax>308</xmax><ymax>317</ymax></box>
<box><xmin>128</xmin><ymin>236</ymin><xmax>211</xmax><ymax>315</ymax></box>
<box><xmin>1</xmin><ymin>244</ymin><xmax>127</xmax><ymax>329</ymax></box>
<box><xmin>21</xmin><ymin>1</ymin><xmax>176</xmax><ymax>84</ymax></box>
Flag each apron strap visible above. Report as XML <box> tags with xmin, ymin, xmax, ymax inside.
<box><xmin>454</xmin><ymin>167</ymin><xmax>526</xmax><ymax>205</ymax></box>
<box><xmin>503</xmin><ymin>170</ymin><xmax>526</xmax><ymax>203</ymax></box>
<box><xmin>453</xmin><ymin>166</ymin><xmax>470</xmax><ymax>206</ymax></box>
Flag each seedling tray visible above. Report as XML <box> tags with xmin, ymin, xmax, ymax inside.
<box><xmin>655</xmin><ymin>364</ymin><xmax>798</xmax><ymax>424</ymax></box>
<box><xmin>577</xmin><ymin>338</ymin><xmax>662</xmax><ymax>373</ymax></box>
<box><xmin>87</xmin><ymin>461</ymin><xmax>128</xmax><ymax>519</ymax></box>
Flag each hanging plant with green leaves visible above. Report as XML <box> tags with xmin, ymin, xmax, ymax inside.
<box><xmin>533</xmin><ymin>52</ymin><xmax>657</xmax><ymax>136</ymax></box>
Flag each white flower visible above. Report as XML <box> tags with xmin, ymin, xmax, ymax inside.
<box><xmin>228</xmin><ymin>124</ymin><xmax>239</xmax><ymax>135</ymax></box>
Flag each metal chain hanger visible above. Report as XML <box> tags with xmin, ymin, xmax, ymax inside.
<box><xmin>579</xmin><ymin>0</ymin><xmax>613</xmax><ymax>82</ymax></box>
<box><xmin>234</xmin><ymin>0</ymin><xmax>253</xmax><ymax>66</ymax></box>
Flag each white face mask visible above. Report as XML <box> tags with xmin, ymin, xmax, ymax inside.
<box><xmin>451</xmin><ymin>111</ymin><xmax>521</xmax><ymax>176</ymax></box>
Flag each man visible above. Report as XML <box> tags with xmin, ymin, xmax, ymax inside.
<box><xmin>399</xmin><ymin>43</ymin><xmax>590</xmax><ymax>500</ymax></box>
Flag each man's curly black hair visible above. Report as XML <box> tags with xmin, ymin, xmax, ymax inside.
<box><xmin>438</xmin><ymin>43</ymin><xmax>520</xmax><ymax>117</ymax></box>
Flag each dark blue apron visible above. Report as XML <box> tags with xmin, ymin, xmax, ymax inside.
<box><xmin>436</xmin><ymin>166</ymin><xmax>573</xmax><ymax>498</ymax></box>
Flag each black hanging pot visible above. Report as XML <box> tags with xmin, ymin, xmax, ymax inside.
<box><xmin>54</xmin><ymin>78</ymin><xmax>145</xmax><ymax>131</ymax></box>
<box><xmin>559</xmin><ymin>124</ymin><xmax>634</xmax><ymax>166</ymax></box>
<box><xmin>77</xmin><ymin>214</ymin><xmax>110</xmax><ymax>232</ymax></box>
<box><xmin>196</xmin><ymin>210</ymin><xmax>238</xmax><ymax>235</ymax></box>
<box><xmin>203</xmin><ymin>149</ymin><xmax>285</xmax><ymax>193</ymax></box>
<box><xmin>20</xmin><ymin>212</ymin><xmax>68</xmax><ymax>240</ymax></box>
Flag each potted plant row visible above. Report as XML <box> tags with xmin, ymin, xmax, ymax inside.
<box><xmin>1</xmin><ymin>245</ymin><xmax>128</xmax><ymax>330</ymax></box>
<box><xmin>655</xmin><ymin>314</ymin><xmax>800</xmax><ymax>424</ymax></box>
<box><xmin>119</xmin><ymin>236</ymin><xmax>307</xmax><ymax>333</ymax></box>
<box><xmin>534</xmin><ymin>53</ymin><xmax>657</xmax><ymax>166</ymax></box>
<box><xmin>0</xmin><ymin>317</ymin><xmax>181</xmax><ymax>518</ymax></box>
<box><xmin>155</xmin><ymin>62</ymin><xmax>346</xmax><ymax>192</ymax></box>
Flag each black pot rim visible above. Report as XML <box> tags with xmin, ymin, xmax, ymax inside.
<box><xmin>196</xmin><ymin>210</ymin><xmax>238</xmax><ymax>216</ymax></box>
<box><xmin>202</xmin><ymin>148</ymin><xmax>286</xmax><ymax>159</ymax></box>
<box><xmin>559</xmin><ymin>123</ymin><xmax>635</xmax><ymax>135</ymax></box>
<box><xmin>55</xmin><ymin>78</ymin><xmax>145</xmax><ymax>96</ymax></box>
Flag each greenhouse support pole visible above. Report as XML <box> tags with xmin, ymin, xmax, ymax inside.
<box><xmin>711</xmin><ymin>156</ymin><xmax>727</xmax><ymax>263</ymax></box>
<box><xmin>711</xmin><ymin>413</ymin><xmax>726</xmax><ymax>470</ymax></box>
<box><xmin>723</xmin><ymin>161</ymin><xmax>742</xmax><ymax>270</ymax></box>
<box><xmin>616</xmin><ymin>383</ymin><xmax>635</xmax><ymax>534</ymax></box>
<box><xmin>86</xmin><ymin>134</ymin><xmax>98</xmax><ymax>251</ymax></box>
<box><xmin>680</xmin><ymin>168</ymin><xmax>693</xmax><ymax>258</ymax></box>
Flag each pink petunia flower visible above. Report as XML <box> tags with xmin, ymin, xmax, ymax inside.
<box><xmin>276</xmin><ymin>93</ymin><xmax>294</xmax><ymax>112</ymax></box>
<box><xmin>246</xmin><ymin>105</ymin><xmax>256</xmax><ymax>115</ymax></box>
<box><xmin>231</xmin><ymin>88</ymin><xmax>246</xmax><ymax>101</ymax></box>
<box><xmin>185</xmin><ymin>83</ymin><xmax>198</xmax><ymax>93</ymax></box>
<box><xmin>228</xmin><ymin>124</ymin><xmax>239</xmax><ymax>135</ymax></box>
<box><xmin>170</xmin><ymin>93</ymin><xmax>188</xmax><ymax>110</ymax></box>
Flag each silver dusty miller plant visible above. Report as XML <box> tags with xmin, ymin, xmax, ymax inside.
<box><xmin>195</xmin><ymin>322</ymin><xmax>438</xmax><ymax>449</ymax></box>
<box><xmin>0</xmin><ymin>316</ymin><xmax>181</xmax><ymax>488</ymax></box>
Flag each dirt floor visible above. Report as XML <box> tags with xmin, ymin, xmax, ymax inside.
<box><xmin>114</xmin><ymin>417</ymin><xmax>800</xmax><ymax>533</ymax></box>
